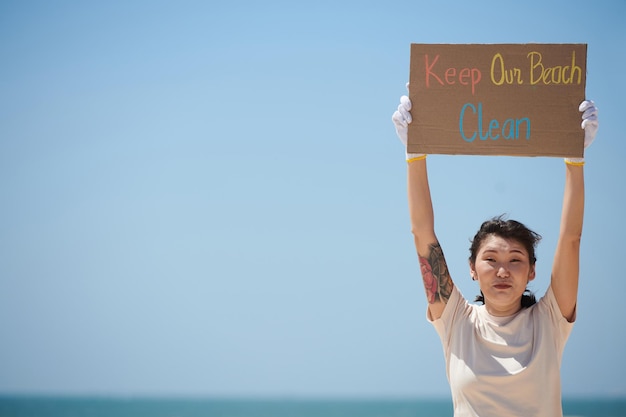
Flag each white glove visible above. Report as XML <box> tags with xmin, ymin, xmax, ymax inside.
<box><xmin>565</xmin><ymin>100</ymin><xmax>599</xmax><ymax>164</ymax></box>
<box><xmin>391</xmin><ymin>86</ymin><xmax>425</xmax><ymax>160</ymax></box>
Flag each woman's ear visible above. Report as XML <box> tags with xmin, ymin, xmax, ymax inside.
<box><xmin>469</xmin><ymin>261</ymin><xmax>477</xmax><ymax>281</ymax></box>
<box><xmin>528</xmin><ymin>264</ymin><xmax>536</xmax><ymax>282</ymax></box>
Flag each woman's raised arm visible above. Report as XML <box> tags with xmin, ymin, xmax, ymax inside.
<box><xmin>393</xmin><ymin>93</ymin><xmax>454</xmax><ymax>320</ymax></box>
<box><xmin>551</xmin><ymin>100</ymin><xmax>598</xmax><ymax>322</ymax></box>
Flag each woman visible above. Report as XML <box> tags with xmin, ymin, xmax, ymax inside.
<box><xmin>391</xmin><ymin>92</ymin><xmax>598</xmax><ymax>417</ymax></box>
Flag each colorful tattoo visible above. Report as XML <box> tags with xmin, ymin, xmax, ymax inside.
<box><xmin>419</xmin><ymin>242</ymin><xmax>453</xmax><ymax>304</ymax></box>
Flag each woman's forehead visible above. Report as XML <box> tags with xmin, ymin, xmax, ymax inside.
<box><xmin>479</xmin><ymin>234</ymin><xmax>527</xmax><ymax>253</ymax></box>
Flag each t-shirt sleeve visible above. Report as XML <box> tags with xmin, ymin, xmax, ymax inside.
<box><xmin>538</xmin><ymin>285</ymin><xmax>575</xmax><ymax>353</ymax></box>
<box><xmin>427</xmin><ymin>285</ymin><xmax>465</xmax><ymax>349</ymax></box>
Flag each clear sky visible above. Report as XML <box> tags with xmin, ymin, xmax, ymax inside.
<box><xmin>1</xmin><ymin>0</ymin><xmax>625</xmax><ymax>399</ymax></box>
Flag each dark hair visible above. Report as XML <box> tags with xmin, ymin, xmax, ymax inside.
<box><xmin>469</xmin><ymin>215</ymin><xmax>541</xmax><ymax>307</ymax></box>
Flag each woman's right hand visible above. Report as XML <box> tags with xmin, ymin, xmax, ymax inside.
<box><xmin>391</xmin><ymin>86</ymin><xmax>425</xmax><ymax>161</ymax></box>
<box><xmin>391</xmin><ymin>94</ymin><xmax>412</xmax><ymax>147</ymax></box>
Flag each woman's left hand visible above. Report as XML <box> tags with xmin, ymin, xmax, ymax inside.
<box><xmin>579</xmin><ymin>100</ymin><xmax>599</xmax><ymax>149</ymax></box>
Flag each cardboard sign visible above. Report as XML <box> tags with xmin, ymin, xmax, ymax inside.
<box><xmin>407</xmin><ymin>44</ymin><xmax>587</xmax><ymax>157</ymax></box>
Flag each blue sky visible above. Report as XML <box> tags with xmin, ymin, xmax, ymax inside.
<box><xmin>1</xmin><ymin>0</ymin><xmax>625</xmax><ymax>398</ymax></box>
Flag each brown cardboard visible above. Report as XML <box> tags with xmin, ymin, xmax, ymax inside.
<box><xmin>407</xmin><ymin>44</ymin><xmax>587</xmax><ymax>157</ymax></box>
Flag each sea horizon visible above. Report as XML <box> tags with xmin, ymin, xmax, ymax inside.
<box><xmin>1</xmin><ymin>394</ymin><xmax>626</xmax><ymax>417</ymax></box>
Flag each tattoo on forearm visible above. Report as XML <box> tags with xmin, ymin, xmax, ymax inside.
<box><xmin>419</xmin><ymin>242</ymin><xmax>453</xmax><ymax>304</ymax></box>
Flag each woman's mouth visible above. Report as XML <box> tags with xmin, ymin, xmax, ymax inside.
<box><xmin>494</xmin><ymin>283</ymin><xmax>512</xmax><ymax>289</ymax></box>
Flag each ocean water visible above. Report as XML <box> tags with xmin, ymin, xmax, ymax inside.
<box><xmin>0</xmin><ymin>397</ymin><xmax>625</xmax><ymax>417</ymax></box>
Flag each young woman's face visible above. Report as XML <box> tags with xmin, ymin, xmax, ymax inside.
<box><xmin>470</xmin><ymin>234</ymin><xmax>536</xmax><ymax>316</ymax></box>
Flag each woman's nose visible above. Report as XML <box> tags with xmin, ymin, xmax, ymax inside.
<box><xmin>497</xmin><ymin>265</ymin><xmax>510</xmax><ymax>277</ymax></box>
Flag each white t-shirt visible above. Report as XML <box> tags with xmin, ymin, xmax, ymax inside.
<box><xmin>429</xmin><ymin>285</ymin><xmax>574</xmax><ymax>417</ymax></box>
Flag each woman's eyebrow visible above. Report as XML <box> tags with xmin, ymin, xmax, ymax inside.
<box><xmin>481</xmin><ymin>248</ymin><xmax>525</xmax><ymax>254</ymax></box>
